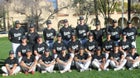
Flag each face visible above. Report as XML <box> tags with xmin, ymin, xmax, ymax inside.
<box><xmin>128</xmin><ymin>24</ymin><xmax>132</xmax><ymax>28</ymax></box>
<box><xmin>26</xmin><ymin>52</ymin><xmax>32</xmax><ymax>56</ymax></box>
<box><xmin>15</xmin><ymin>24</ymin><xmax>21</xmax><ymax>28</ymax></box>
<box><xmin>30</xmin><ymin>27</ymin><xmax>35</xmax><ymax>31</ymax></box>
<box><xmin>45</xmin><ymin>52</ymin><xmax>50</xmax><ymax>56</ymax></box>
<box><xmin>113</xmin><ymin>23</ymin><xmax>117</xmax><ymax>27</ymax></box>
<box><xmin>72</xmin><ymin>35</ymin><xmax>76</xmax><ymax>40</ymax></box>
<box><xmin>88</xmin><ymin>35</ymin><xmax>93</xmax><ymax>40</ymax></box>
<box><xmin>47</xmin><ymin>24</ymin><xmax>52</xmax><ymax>27</ymax></box>
<box><xmin>9</xmin><ymin>54</ymin><xmax>14</xmax><ymax>58</ymax></box>
<box><xmin>62</xmin><ymin>50</ymin><xmax>66</xmax><ymax>54</ymax></box>
<box><xmin>114</xmin><ymin>46</ymin><xmax>119</xmax><ymax>52</ymax></box>
<box><xmin>37</xmin><ymin>38</ymin><xmax>42</xmax><ymax>43</ymax></box>
<box><xmin>131</xmin><ymin>48</ymin><xmax>135</xmax><ymax>53</ymax></box>
<box><xmin>79</xmin><ymin>49</ymin><xmax>84</xmax><ymax>54</ymax></box>
<box><xmin>57</xmin><ymin>36</ymin><xmax>62</xmax><ymax>41</ymax></box>
<box><xmin>22</xmin><ymin>38</ymin><xmax>27</xmax><ymax>43</ymax></box>
<box><xmin>80</xmin><ymin>20</ymin><xmax>84</xmax><ymax>24</ymax></box>
<box><xmin>122</xmin><ymin>35</ymin><xmax>127</xmax><ymax>39</ymax></box>
<box><xmin>96</xmin><ymin>25</ymin><xmax>100</xmax><ymax>29</ymax></box>
<box><xmin>96</xmin><ymin>50</ymin><xmax>101</xmax><ymax>54</ymax></box>
<box><xmin>107</xmin><ymin>35</ymin><xmax>111</xmax><ymax>39</ymax></box>
<box><xmin>64</xmin><ymin>22</ymin><xmax>68</xmax><ymax>26</ymax></box>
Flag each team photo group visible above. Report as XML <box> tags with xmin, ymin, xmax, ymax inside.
<box><xmin>1</xmin><ymin>16</ymin><xmax>140</xmax><ymax>76</ymax></box>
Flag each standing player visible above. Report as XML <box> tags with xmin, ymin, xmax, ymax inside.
<box><xmin>109</xmin><ymin>44</ymin><xmax>127</xmax><ymax>71</ymax></box>
<box><xmin>123</xmin><ymin>21</ymin><xmax>137</xmax><ymax>48</ymax></box>
<box><xmin>103</xmin><ymin>32</ymin><xmax>114</xmax><ymax>59</ymax></box>
<box><xmin>108</xmin><ymin>19</ymin><xmax>122</xmax><ymax>44</ymax></box>
<box><xmin>8</xmin><ymin>20</ymin><xmax>25</xmax><ymax>57</ymax></box>
<box><xmin>68</xmin><ymin>32</ymin><xmax>81</xmax><ymax>55</ymax></box>
<box><xmin>52</xmin><ymin>33</ymin><xmax>66</xmax><ymax>58</ymax></box>
<box><xmin>17</xmin><ymin>36</ymin><xmax>32</xmax><ymax>62</ymax></box>
<box><xmin>91</xmin><ymin>47</ymin><xmax>110</xmax><ymax>71</ymax></box>
<box><xmin>20</xmin><ymin>49</ymin><xmax>37</xmax><ymax>75</ymax></box>
<box><xmin>43</xmin><ymin>20</ymin><xmax>56</xmax><ymax>49</ymax></box>
<box><xmin>57</xmin><ymin>47</ymin><xmax>73</xmax><ymax>73</ymax></box>
<box><xmin>74</xmin><ymin>46</ymin><xmax>92</xmax><ymax>72</ymax></box>
<box><xmin>92</xmin><ymin>22</ymin><xmax>103</xmax><ymax>47</ymax></box>
<box><xmin>38</xmin><ymin>48</ymin><xmax>56</xmax><ymax>73</ymax></box>
<box><xmin>60</xmin><ymin>19</ymin><xmax>73</xmax><ymax>46</ymax></box>
<box><xmin>1</xmin><ymin>50</ymin><xmax>20</xmax><ymax>76</ymax></box>
<box><xmin>26</xmin><ymin>24</ymin><xmax>39</xmax><ymax>49</ymax></box>
<box><xmin>76</xmin><ymin>16</ymin><xmax>89</xmax><ymax>45</ymax></box>
<box><xmin>126</xmin><ymin>46</ymin><xmax>140</xmax><ymax>70</ymax></box>
<box><xmin>85</xmin><ymin>32</ymin><xmax>98</xmax><ymax>56</ymax></box>
<box><xmin>119</xmin><ymin>32</ymin><xmax>131</xmax><ymax>57</ymax></box>
<box><xmin>34</xmin><ymin>35</ymin><xmax>48</xmax><ymax>60</ymax></box>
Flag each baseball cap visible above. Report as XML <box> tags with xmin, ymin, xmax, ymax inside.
<box><xmin>46</xmin><ymin>20</ymin><xmax>52</xmax><ymax>25</ymax></box>
<box><xmin>114</xmin><ymin>43</ymin><xmax>119</xmax><ymax>47</ymax></box>
<box><xmin>79</xmin><ymin>46</ymin><xmax>84</xmax><ymax>50</ymax></box>
<box><xmin>127</xmin><ymin>20</ymin><xmax>131</xmax><ymax>24</ymax></box>
<box><xmin>9</xmin><ymin>50</ymin><xmax>14</xmax><ymax>54</ymax></box>
<box><xmin>122</xmin><ymin>32</ymin><xmax>127</xmax><ymax>36</ymax></box>
<box><xmin>15</xmin><ymin>20</ymin><xmax>20</xmax><ymax>24</ymax></box>
<box><xmin>21</xmin><ymin>35</ymin><xmax>27</xmax><ymax>40</ymax></box>
<box><xmin>63</xmin><ymin>19</ymin><xmax>68</xmax><ymax>23</ymax></box>
<box><xmin>107</xmin><ymin>32</ymin><xmax>111</xmax><ymax>35</ymax></box>
<box><xmin>29</xmin><ymin>24</ymin><xmax>35</xmax><ymax>28</ymax></box>
<box><xmin>45</xmin><ymin>48</ymin><xmax>50</xmax><ymax>52</ymax></box>
<box><xmin>131</xmin><ymin>45</ymin><xmax>135</xmax><ymax>49</ymax></box>
<box><xmin>26</xmin><ymin>48</ymin><xmax>32</xmax><ymax>52</ymax></box>
<box><xmin>95</xmin><ymin>22</ymin><xmax>100</xmax><ymax>26</ymax></box>
<box><xmin>112</xmin><ymin>19</ymin><xmax>117</xmax><ymax>23</ymax></box>
<box><xmin>71</xmin><ymin>32</ymin><xmax>76</xmax><ymax>36</ymax></box>
<box><xmin>79</xmin><ymin>16</ymin><xmax>84</xmax><ymax>20</ymax></box>
<box><xmin>57</xmin><ymin>33</ymin><xmax>62</xmax><ymax>37</ymax></box>
<box><xmin>62</xmin><ymin>47</ymin><xmax>67</xmax><ymax>50</ymax></box>
<box><xmin>37</xmin><ymin>35</ymin><xmax>42</xmax><ymax>39</ymax></box>
<box><xmin>88</xmin><ymin>32</ymin><xmax>93</xmax><ymax>36</ymax></box>
<box><xmin>96</xmin><ymin>46</ymin><xmax>101</xmax><ymax>50</ymax></box>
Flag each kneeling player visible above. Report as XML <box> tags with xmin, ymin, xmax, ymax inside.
<box><xmin>1</xmin><ymin>50</ymin><xmax>20</xmax><ymax>76</ymax></box>
<box><xmin>20</xmin><ymin>49</ymin><xmax>37</xmax><ymax>74</ymax></box>
<box><xmin>109</xmin><ymin>44</ymin><xmax>127</xmax><ymax>71</ymax></box>
<box><xmin>57</xmin><ymin>47</ymin><xmax>73</xmax><ymax>73</ymax></box>
<box><xmin>38</xmin><ymin>48</ymin><xmax>55</xmax><ymax>73</ymax></box>
<box><xmin>126</xmin><ymin>46</ymin><xmax>140</xmax><ymax>70</ymax></box>
<box><xmin>74</xmin><ymin>46</ymin><xmax>92</xmax><ymax>72</ymax></box>
<box><xmin>92</xmin><ymin>47</ymin><xmax>110</xmax><ymax>71</ymax></box>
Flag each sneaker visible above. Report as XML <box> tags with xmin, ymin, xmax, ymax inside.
<box><xmin>98</xmin><ymin>68</ymin><xmax>101</xmax><ymax>71</ymax></box>
<box><xmin>105</xmin><ymin>68</ymin><xmax>109</xmax><ymax>71</ymax></box>
<box><xmin>80</xmin><ymin>69</ymin><xmax>84</xmax><ymax>72</ymax></box>
<box><xmin>114</xmin><ymin>68</ymin><xmax>120</xmax><ymax>71</ymax></box>
<box><xmin>48</xmin><ymin>70</ymin><xmax>56</xmax><ymax>73</ymax></box>
<box><xmin>60</xmin><ymin>70</ymin><xmax>66</xmax><ymax>74</ymax></box>
<box><xmin>67</xmin><ymin>70</ymin><xmax>72</xmax><ymax>72</ymax></box>
<box><xmin>41</xmin><ymin>71</ymin><xmax>46</xmax><ymax>74</ymax></box>
<box><xmin>129</xmin><ymin>67</ymin><xmax>133</xmax><ymax>70</ymax></box>
<box><xmin>2</xmin><ymin>73</ymin><xmax>8</xmax><ymax>76</ymax></box>
<box><xmin>122</xmin><ymin>67</ymin><xmax>125</xmax><ymax>70</ymax></box>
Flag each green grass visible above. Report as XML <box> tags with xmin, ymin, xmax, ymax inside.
<box><xmin>0</xmin><ymin>37</ymin><xmax>140</xmax><ymax>78</ymax></box>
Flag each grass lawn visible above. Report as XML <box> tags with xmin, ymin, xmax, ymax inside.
<box><xmin>0</xmin><ymin>37</ymin><xmax>140</xmax><ymax>78</ymax></box>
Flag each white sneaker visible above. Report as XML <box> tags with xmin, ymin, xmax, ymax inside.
<box><xmin>129</xmin><ymin>67</ymin><xmax>133</xmax><ymax>70</ymax></box>
<box><xmin>60</xmin><ymin>70</ymin><xmax>66</xmax><ymax>73</ymax></box>
<box><xmin>122</xmin><ymin>67</ymin><xmax>125</xmax><ymax>70</ymax></box>
<box><xmin>67</xmin><ymin>70</ymin><xmax>72</xmax><ymax>72</ymax></box>
<box><xmin>2</xmin><ymin>73</ymin><xmax>8</xmax><ymax>76</ymax></box>
<box><xmin>41</xmin><ymin>71</ymin><xmax>46</xmax><ymax>74</ymax></box>
<box><xmin>80</xmin><ymin>69</ymin><xmax>84</xmax><ymax>72</ymax></box>
<box><xmin>114</xmin><ymin>68</ymin><xmax>119</xmax><ymax>71</ymax></box>
<box><xmin>98</xmin><ymin>68</ymin><xmax>101</xmax><ymax>71</ymax></box>
<box><xmin>48</xmin><ymin>70</ymin><xmax>56</xmax><ymax>73</ymax></box>
<box><xmin>105</xmin><ymin>68</ymin><xmax>109</xmax><ymax>71</ymax></box>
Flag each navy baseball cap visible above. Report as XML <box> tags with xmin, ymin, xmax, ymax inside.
<box><xmin>95</xmin><ymin>22</ymin><xmax>100</xmax><ymax>26</ymax></box>
<box><xmin>114</xmin><ymin>43</ymin><xmax>119</xmax><ymax>47</ymax></box>
<box><xmin>122</xmin><ymin>32</ymin><xmax>127</xmax><ymax>36</ymax></box>
<box><xmin>9</xmin><ymin>50</ymin><xmax>14</xmax><ymax>54</ymax></box>
<box><xmin>127</xmin><ymin>20</ymin><xmax>131</xmax><ymax>24</ymax></box>
<box><xmin>37</xmin><ymin>35</ymin><xmax>42</xmax><ymax>39</ymax></box>
<box><xmin>96</xmin><ymin>46</ymin><xmax>101</xmax><ymax>50</ymax></box>
<box><xmin>88</xmin><ymin>32</ymin><xmax>93</xmax><ymax>36</ymax></box>
<box><xmin>63</xmin><ymin>19</ymin><xmax>68</xmax><ymax>23</ymax></box>
<box><xmin>26</xmin><ymin>48</ymin><xmax>32</xmax><ymax>52</ymax></box>
<box><xmin>46</xmin><ymin>20</ymin><xmax>52</xmax><ymax>25</ymax></box>
<box><xmin>57</xmin><ymin>33</ymin><xmax>62</xmax><ymax>37</ymax></box>
<box><xmin>131</xmin><ymin>45</ymin><xmax>135</xmax><ymax>49</ymax></box>
<box><xmin>29</xmin><ymin>24</ymin><xmax>35</xmax><ymax>28</ymax></box>
<box><xmin>79</xmin><ymin>16</ymin><xmax>84</xmax><ymax>20</ymax></box>
<box><xmin>71</xmin><ymin>32</ymin><xmax>76</xmax><ymax>36</ymax></box>
<box><xmin>15</xmin><ymin>20</ymin><xmax>20</xmax><ymax>24</ymax></box>
<box><xmin>62</xmin><ymin>47</ymin><xmax>67</xmax><ymax>50</ymax></box>
<box><xmin>79</xmin><ymin>46</ymin><xmax>84</xmax><ymax>50</ymax></box>
<box><xmin>21</xmin><ymin>35</ymin><xmax>27</xmax><ymax>39</ymax></box>
<box><xmin>107</xmin><ymin>32</ymin><xmax>111</xmax><ymax>35</ymax></box>
<box><xmin>112</xmin><ymin>19</ymin><xmax>117</xmax><ymax>23</ymax></box>
<box><xmin>45</xmin><ymin>48</ymin><xmax>50</xmax><ymax>52</ymax></box>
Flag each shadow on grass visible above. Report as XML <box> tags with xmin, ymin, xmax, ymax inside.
<box><xmin>0</xmin><ymin>61</ymin><xmax>4</xmax><ymax>74</ymax></box>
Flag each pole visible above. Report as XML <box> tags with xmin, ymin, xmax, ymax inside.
<box><xmin>122</xmin><ymin>0</ymin><xmax>124</xmax><ymax>28</ymax></box>
<box><xmin>128</xmin><ymin>0</ymin><xmax>131</xmax><ymax>21</ymax></box>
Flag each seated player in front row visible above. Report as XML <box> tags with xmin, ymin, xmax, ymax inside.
<box><xmin>74</xmin><ymin>46</ymin><xmax>92</xmax><ymax>72</ymax></box>
<box><xmin>126</xmin><ymin>46</ymin><xmax>140</xmax><ymax>70</ymax></box>
<box><xmin>20</xmin><ymin>49</ymin><xmax>37</xmax><ymax>75</ymax></box>
<box><xmin>1</xmin><ymin>50</ymin><xmax>20</xmax><ymax>76</ymax></box>
<box><xmin>57</xmin><ymin>47</ymin><xmax>73</xmax><ymax>73</ymax></box>
<box><xmin>38</xmin><ymin>48</ymin><xmax>56</xmax><ymax>73</ymax></box>
<box><xmin>109</xmin><ymin>43</ymin><xmax>127</xmax><ymax>71</ymax></box>
<box><xmin>92</xmin><ymin>47</ymin><xmax>110</xmax><ymax>71</ymax></box>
